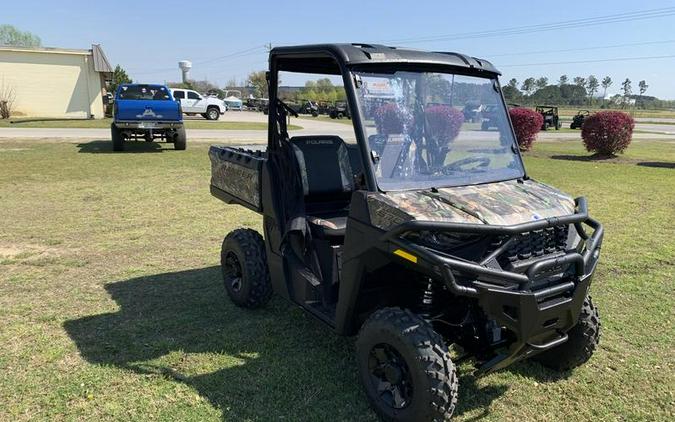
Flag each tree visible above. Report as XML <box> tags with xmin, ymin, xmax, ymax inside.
<box><xmin>507</xmin><ymin>78</ymin><xmax>518</xmax><ymax>89</ymax></box>
<box><xmin>0</xmin><ymin>24</ymin><xmax>41</xmax><ymax>47</ymax></box>
<box><xmin>601</xmin><ymin>76</ymin><xmax>612</xmax><ymax>100</ymax></box>
<box><xmin>535</xmin><ymin>77</ymin><xmax>548</xmax><ymax>90</ymax></box>
<box><xmin>621</xmin><ymin>78</ymin><xmax>632</xmax><ymax>108</ymax></box>
<box><xmin>502</xmin><ymin>85</ymin><xmax>522</xmax><ymax>103</ymax></box>
<box><xmin>521</xmin><ymin>78</ymin><xmax>536</xmax><ymax>96</ymax></box>
<box><xmin>0</xmin><ymin>77</ymin><xmax>16</xmax><ymax>119</ymax></box>
<box><xmin>573</xmin><ymin>77</ymin><xmax>586</xmax><ymax>87</ymax></box>
<box><xmin>246</xmin><ymin>71</ymin><xmax>269</xmax><ymax>98</ymax></box>
<box><xmin>638</xmin><ymin>80</ymin><xmax>649</xmax><ymax>108</ymax></box>
<box><xmin>225</xmin><ymin>77</ymin><xmax>240</xmax><ymax>88</ymax></box>
<box><xmin>558</xmin><ymin>75</ymin><xmax>568</xmax><ymax>86</ymax></box>
<box><xmin>109</xmin><ymin>65</ymin><xmax>132</xmax><ymax>94</ymax></box>
<box><xmin>586</xmin><ymin>75</ymin><xmax>599</xmax><ymax>104</ymax></box>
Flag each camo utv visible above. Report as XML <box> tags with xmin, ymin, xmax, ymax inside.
<box><xmin>209</xmin><ymin>44</ymin><xmax>603</xmax><ymax>421</ymax></box>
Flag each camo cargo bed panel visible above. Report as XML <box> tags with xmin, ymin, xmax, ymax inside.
<box><xmin>209</xmin><ymin>146</ymin><xmax>265</xmax><ymax>211</ymax></box>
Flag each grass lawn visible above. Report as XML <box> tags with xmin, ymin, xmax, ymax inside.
<box><xmin>0</xmin><ymin>137</ymin><xmax>673</xmax><ymax>421</ymax></box>
<box><xmin>0</xmin><ymin>117</ymin><xmax>301</xmax><ymax>131</ymax></box>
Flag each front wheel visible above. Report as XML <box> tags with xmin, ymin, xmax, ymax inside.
<box><xmin>206</xmin><ymin>107</ymin><xmax>220</xmax><ymax>120</ymax></box>
<box><xmin>532</xmin><ymin>296</ymin><xmax>601</xmax><ymax>371</ymax></box>
<box><xmin>220</xmin><ymin>229</ymin><xmax>272</xmax><ymax>309</ymax></box>
<box><xmin>356</xmin><ymin>308</ymin><xmax>458</xmax><ymax>421</ymax></box>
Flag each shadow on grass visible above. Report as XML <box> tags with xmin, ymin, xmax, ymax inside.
<box><xmin>636</xmin><ymin>161</ymin><xmax>675</xmax><ymax>169</ymax></box>
<box><xmin>550</xmin><ymin>154</ymin><xmax>616</xmax><ymax>162</ymax></box>
<box><xmin>64</xmin><ymin>267</ymin><xmax>510</xmax><ymax>419</ymax></box>
<box><xmin>76</xmin><ymin>140</ymin><xmax>173</xmax><ymax>154</ymax></box>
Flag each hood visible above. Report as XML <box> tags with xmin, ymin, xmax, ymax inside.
<box><xmin>367</xmin><ymin>179</ymin><xmax>576</xmax><ymax>230</ymax></box>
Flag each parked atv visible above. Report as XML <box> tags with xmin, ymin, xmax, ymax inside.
<box><xmin>329</xmin><ymin>101</ymin><xmax>350</xmax><ymax>119</ymax></box>
<box><xmin>536</xmin><ymin>105</ymin><xmax>561</xmax><ymax>130</ymax></box>
<box><xmin>570</xmin><ymin>109</ymin><xmax>590</xmax><ymax>129</ymax></box>
<box><xmin>209</xmin><ymin>44</ymin><xmax>603</xmax><ymax>421</ymax></box>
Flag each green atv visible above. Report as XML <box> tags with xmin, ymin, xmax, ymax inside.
<box><xmin>209</xmin><ymin>44</ymin><xmax>603</xmax><ymax>421</ymax></box>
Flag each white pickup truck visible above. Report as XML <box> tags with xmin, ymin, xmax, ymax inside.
<box><xmin>171</xmin><ymin>88</ymin><xmax>228</xmax><ymax>120</ymax></box>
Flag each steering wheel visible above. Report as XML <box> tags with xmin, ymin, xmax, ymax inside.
<box><xmin>442</xmin><ymin>156</ymin><xmax>491</xmax><ymax>174</ymax></box>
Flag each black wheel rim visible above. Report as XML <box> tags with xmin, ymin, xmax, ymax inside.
<box><xmin>368</xmin><ymin>343</ymin><xmax>413</xmax><ymax>409</ymax></box>
<box><xmin>223</xmin><ymin>252</ymin><xmax>243</xmax><ymax>292</ymax></box>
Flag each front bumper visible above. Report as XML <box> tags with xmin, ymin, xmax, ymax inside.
<box><xmin>382</xmin><ymin>197</ymin><xmax>604</xmax><ymax>373</ymax></box>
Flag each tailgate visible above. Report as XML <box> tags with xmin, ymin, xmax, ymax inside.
<box><xmin>209</xmin><ymin>146</ymin><xmax>265</xmax><ymax>212</ymax></box>
<box><xmin>115</xmin><ymin>99</ymin><xmax>182</xmax><ymax>121</ymax></box>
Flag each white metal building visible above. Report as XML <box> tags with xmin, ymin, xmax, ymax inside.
<box><xmin>0</xmin><ymin>44</ymin><xmax>112</xmax><ymax>119</ymax></box>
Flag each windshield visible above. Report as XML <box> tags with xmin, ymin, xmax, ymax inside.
<box><xmin>354</xmin><ymin>71</ymin><xmax>524</xmax><ymax>191</ymax></box>
<box><xmin>117</xmin><ymin>85</ymin><xmax>172</xmax><ymax>101</ymax></box>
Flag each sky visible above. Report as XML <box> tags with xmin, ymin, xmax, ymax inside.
<box><xmin>4</xmin><ymin>0</ymin><xmax>675</xmax><ymax>98</ymax></box>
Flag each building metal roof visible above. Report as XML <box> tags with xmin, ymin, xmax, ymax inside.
<box><xmin>91</xmin><ymin>44</ymin><xmax>112</xmax><ymax>73</ymax></box>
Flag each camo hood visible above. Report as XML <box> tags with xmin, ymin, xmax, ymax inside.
<box><xmin>367</xmin><ymin>179</ymin><xmax>576</xmax><ymax>230</ymax></box>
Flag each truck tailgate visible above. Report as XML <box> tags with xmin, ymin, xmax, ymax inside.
<box><xmin>115</xmin><ymin>99</ymin><xmax>182</xmax><ymax>121</ymax></box>
<box><xmin>209</xmin><ymin>146</ymin><xmax>265</xmax><ymax>212</ymax></box>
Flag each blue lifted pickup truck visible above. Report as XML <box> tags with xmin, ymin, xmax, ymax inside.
<box><xmin>111</xmin><ymin>84</ymin><xmax>186</xmax><ymax>151</ymax></box>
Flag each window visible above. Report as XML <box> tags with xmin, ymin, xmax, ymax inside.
<box><xmin>187</xmin><ymin>91</ymin><xmax>201</xmax><ymax>100</ymax></box>
<box><xmin>117</xmin><ymin>85</ymin><xmax>171</xmax><ymax>101</ymax></box>
<box><xmin>277</xmin><ymin>71</ymin><xmax>356</xmax><ymax>145</ymax></box>
<box><xmin>354</xmin><ymin>71</ymin><xmax>524</xmax><ymax>191</ymax></box>
<box><xmin>173</xmin><ymin>90</ymin><xmax>185</xmax><ymax>99</ymax></box>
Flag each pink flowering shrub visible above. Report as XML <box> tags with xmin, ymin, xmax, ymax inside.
<box><xmin>509</xmin><ymin>107</ymin><xmax>544</xmax><ymax>151</ymax></box>
<box><xmin>581</xmin><ymin>111</ymin><xmax>634</xmax><ymax>156</ymax></box>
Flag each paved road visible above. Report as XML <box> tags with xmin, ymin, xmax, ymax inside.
<box><xmin>1</xmin><ymin>113</ymin><xmax>674</xmax><ymax>141</ymax></box>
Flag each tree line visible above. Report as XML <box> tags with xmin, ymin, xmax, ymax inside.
<box><xmin>502</xmin><ymin>74</ymin><xmax>657</xmax><ymax>108</ymax></box>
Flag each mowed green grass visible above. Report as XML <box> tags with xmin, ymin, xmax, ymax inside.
<box><xmin>0</xmin><ymin>117</ymin><xmax>301</xmax><ymax>130</ymax></box>
<box><xmin>0</xmin><ymin>137</ymin><xmax>673</xmax><ymax>421</ymax></box>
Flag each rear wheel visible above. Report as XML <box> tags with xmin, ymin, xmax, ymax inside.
<box><xmin>356</xmin><ymin>308</ymin><xmax>458</xmax><ymax>421</ymax></box>
<box><xmin>206</xmin><ymin>107</ymin><xmax>220</xmax><ymax>120</ymax></box>
<box><xmin>533</xmin><ymin>296</ymin><xmax>601</xmax><ymax>371</ymax></box>
<box><xmin>111</xmin><ymin>123</ymin><xmax>124</xmax><ymax>151</ymax></box>
<box><xmin>220</xmin><ymin>229</ymin><xmax>272</xmax><ymax>309</ymax></box>
<box><xmin>174</xmin><ymin>126</ymin><xmax>186</xmax><ymax>150</ymax></box>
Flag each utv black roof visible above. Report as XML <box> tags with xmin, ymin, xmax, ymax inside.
<box><xmin>270</xmin><ymin>43</ymin><xmax>501</xmax><ymax>76</ymax></box>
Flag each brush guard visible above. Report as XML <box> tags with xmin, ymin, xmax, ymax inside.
<box><xmin>380</xmin><ymin>197</ymin><xmax>603</xmax><ymax>373</ymax></box>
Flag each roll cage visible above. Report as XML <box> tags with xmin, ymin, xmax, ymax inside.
<box><xmin>266</xmin><ymin>43</ymin><xmax>523</xmax><ymax>193</ymax></box>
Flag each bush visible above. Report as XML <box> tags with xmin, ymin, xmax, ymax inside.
<box><xmin>425</xmin><ymin>105</ymin><xmax>464</xmax><ymax>142</ymax></box>
<box><xmin>509</xmin><ymin>107</ymin><xmax>543</xmax><ymax>151</ymax></box>
<box><xmin>374</xmin><ymin>103</ymin><xmax>412</xmax><ymax>135</ymax></box>
<box><xmin>581</xmin><ymin>111</ymin><xmax>634</xmax><ymax>156</ymax></box>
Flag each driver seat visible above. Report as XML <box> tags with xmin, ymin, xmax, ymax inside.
<box><xmin>290</xmin><ymin>136</ymin><xmax>354</xmax><ymax>239</ymax></box>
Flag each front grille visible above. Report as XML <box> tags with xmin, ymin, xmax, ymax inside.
<box><xmin>489</xmin><ymin>226</ymin><xmax>569</xmax><ymax>267</ymax></box>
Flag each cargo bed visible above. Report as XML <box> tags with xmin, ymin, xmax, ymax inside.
<box><xmin>209</xmin><ymin>145</ymin><xmax>266</xmax><ymax>212</ymax></box>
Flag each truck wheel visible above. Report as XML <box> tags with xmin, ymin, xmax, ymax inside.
<box><xmin>174</xmin><ymin>127</ymin><xmax>187</xmax><ymax>150</ymax></box>
<box><xmin>356</xmin><ymin>308</ymin><xmax>458</xmax><ymax>421</ymax></box>
<box><xmin>220</xmin><ymin>229</ymin><xmax>272</xmax><ymax>309</ymax></box>
<box><xmin>206</xmin><ymin>107</ymin><xmax>220</xmax><ymax>120</ymax></box>
<box><xmin>532</xmin><ymin>296</ymin><xmax>601</xmax><ymax>371</ymax></box>
<box><xmin>111</xmin><ymin>123</ymin><xmax>124</xmax><ymax>151</ymax></box>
